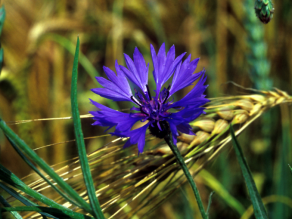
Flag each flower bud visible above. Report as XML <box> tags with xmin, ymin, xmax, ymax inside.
<box><xmin>254</xmin><ymin>0</ymin><xmax>274</xmax><ymax>24</ymax></box>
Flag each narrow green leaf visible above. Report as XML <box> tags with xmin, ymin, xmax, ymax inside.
<box><xmin>206</xmin><ymin>191</ymin><xmax>215</xmax><ymax>216</ymax></box>
<box><xmin>272</xmin><ymin>110</ymin><xmax>292</xmax><ymax>218</ymax></box>
<box><xmin>71</xmin><ymin>36</ymin><xmax>104</xmax><ymax>219</ymax></box>
<box><xmin>5</xmin><ymin>135</ymin><xmax>81</xmax><ymax>208</ymax></box>
<box><xmin>199</xmin><ymin>169</ymin><xmax>245</xmax><ymax>215</ymax></box>
<box><xmin>164</xmin><ymin>134</ymin><xmax>207</xmax><ymax>219</ymax></box>
<box><xmin>0</xmin><ymin>163</ymin><xmax>88</xmax><ymax>219</ymax></box>
<box><xmin>0</xmin><ymin>182</ymin><xmax>54</xmax><ymax>219</ymax></box>
<box><xmin>0</xmin><ymin>117</ymin><xmax>92</xmax><ymax>214</ymax></box>
<box><xmin>0</xmin><ymin>195</ymin><xmax>23</xmax><ymax>219</ymax></box>
<box><xmin>0</xmin><ymin>182</ymin><xmax>36</xmax><ymax>207</ymax></box>
<box><xmin>1</xmin><ymin>206</ymin><xmax>93</xmax><ymax>219</ymax></box>
<box><xmin>230</xmin><ymin>125</ymin><xmax>268</xmax><ymax>219</ymax></box>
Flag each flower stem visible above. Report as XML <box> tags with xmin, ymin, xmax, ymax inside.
<box><xmin>164</xmin><ymin>134</ymin><xmax>208</xmax><ymax>219</ymax></box>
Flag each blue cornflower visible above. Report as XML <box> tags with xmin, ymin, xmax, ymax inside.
<box><xmin>89</xmin><ymin>43</ymin><xmax>209</xmax><ymax>153</ymax></box>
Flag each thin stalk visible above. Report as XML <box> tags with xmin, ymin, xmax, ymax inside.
<box><xmin>0</xmin><ymin>117</ymin><xmax>93</xmax><ymax>214</ymax></box>
<box><xmin>164</xmin><ymin>134</ymin><xmax>208</xmax><ymax>219</ymax></box>
<box><xmin>71</xmin><ymin>37</ymin><xmax>105</xmax><ymax>219</ymax></box>
<box><xmin>0</xmin><ymin>206</ymin><xmax>93</xmax><ymax>219</ymax></box>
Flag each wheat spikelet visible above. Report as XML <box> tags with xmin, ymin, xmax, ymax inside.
<box><xmin>7</xmin><ymin>88</ymin><xmax>292</xmax><ymax>219</ymax></box>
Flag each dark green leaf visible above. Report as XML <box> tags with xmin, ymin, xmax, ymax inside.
<box><xmin>70</xmin><ymin>36</ymin><xmax>104</xmax><ymax>219</ymax></box>
<box><xmin>230</xmin><ymin>125</ymin><xmax>268</xmax><ymax>219</ymax></box>
<box><xmin>5</xmin><ymin>135</ymin><xmax>81</xmax><ymax>208</ymax></box>
<box><xmin>1</xmin><ymin>206</ymin><xmax>93</xmax><ymax>219</ymax></box>
<box><xmin>0</xmin><ymin>163</ymin><xmax>89</xmax><ymax>219</ymax></box>
<box><xmin>0</xmin><ymin>116</ymin><xmax>92</xmax><ymax>214</ymax></box>
<box><xmin>0</xmin><ymin>195</ymin><xmax>23</xmax><ymax>219</ymax></box>
<box><xmin>0</xmin><ymin>182</ymin><xmax>54</xmax><ymax>219</ymax></box>
<box><xmin>206</xmin><ymin>191</ymin><xmax>215</xmax><ymax>216</ymax></box>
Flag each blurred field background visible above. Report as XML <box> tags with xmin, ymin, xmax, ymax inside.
<box><xmin>0</xmin><ymin>0</ymin><xmax>292</xmax><ymax>218</ymax></box>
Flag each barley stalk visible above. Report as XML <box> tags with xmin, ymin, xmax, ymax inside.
<box><xmin>7</xmin><ymin>88</ymin><xmax>292</xmax><ymax>219</ymax></box>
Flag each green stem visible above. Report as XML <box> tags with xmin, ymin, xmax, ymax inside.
<box><xmin>164</xmin><ymin>134</ymin><xmax>208</xmax><ymax>219</ymax></box>
<box><xmin>71</xmin><ymin>37</ymin><xmax>105</xmax><ymax>219</ymax></box>
<box><xmin>0</xmin><ymin>206</ymin><xmax>93</xmax><ymax>219</ymax></box>
<box><xmin>0</xmin><ymin>117</ymin><xmax>93</xmax><ymax>214</ymax></box>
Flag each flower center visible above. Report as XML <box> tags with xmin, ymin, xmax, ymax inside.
<box><xmin>149</xmin><ymin>120</ymin><xmax>170</xmax><ymax>139</ymax></box>
<box><xmin>132</xmin><ymin>85</ymin><xmax>172</xmax><ymax>139</ymax></box>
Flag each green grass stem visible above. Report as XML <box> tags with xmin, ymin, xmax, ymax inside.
<box><xmin>0</xmin><ymin>195</ymin><xmax>23</xmax><ymax>219</ymax></box>
<box><xmin>0</xmin><ymin>182</ymin><xmax>55</xmax><ymax>218</ymax></box>
<box><xmin>5</xmin><ymin>136</ymin><xmax>81</xmax><ymax>208</ymax></box>
<box><xmin>0</xmin><ymin>164</ymin><xmax>86</xmax><ymax>219</ymax></box>
<box><xmin>70</xmin><ymin>36</ymin><xmax>105</xmax><ymax>219</ymax></box>
<box><xmin>0</xmin><ymin>117</ymin><xmax>93</xmax><ymax>214</ymax></box>
<box><xmin>0</xmin><ymin>206</ymin><xmax>93</xmax><ymax>219</ymax></box>
<box><xmin>164</xmin><ymin>133</ymin><xmax>208</xmax><ymax>219</ymax></box>
<box><xmin>230</xmin><ymin>125</ymin><xmax>268</xmax><ymax>219</ymax></box>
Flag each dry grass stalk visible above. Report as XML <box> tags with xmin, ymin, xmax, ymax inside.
<box><xmin>7</xmin><ymin>88</ymin><xmax>292</xmax><ymax>219</ymax></box>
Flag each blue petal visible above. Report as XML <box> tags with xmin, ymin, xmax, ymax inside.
<box><xmin>120</xmin><ymin>47</ymin><xmax>148</xmax><ymax>93</ymax></box>
<box><xmin>151</xmin><ymin>43</ymin><xmax>185</xmax><ymax>95</ymax></box>
<box><xmin>89</xmin><ymin>99</ymin><xmax>142</xmax><ymax>132</ymax></box>
<box><xmin>161</xmin><ymin>50</ymin><xmax>186</xmax><ymax>89</ymax></box>
<box><xmin>167</xmin><ymin>118</ymin><xmax>196</xmax><ymax>145</ymax></box>
<box><xmin>169</xmin><ymin>106</ymin><xmax>206</xmax><ymax>124</ymax></box>
<box><xmin>176</xmin><ymin>123</ymin><xmax>195</xmax><ymax>135</ymax></box>
<box><xmin>169</xmin><ymin>56</ymin><xmax>202</xmax><ymax>96</ymax></box>
<box><xmin>167</xmin><ymin>121</ymin><xmax>179</xmax><ymax>145</ymax></box>
<box><xmin>92</xmin><ymin>61</ymin><xmax>133</xmax><ymax>102</ymax></box>
<box><xmin>91</xmin><ymin>88</ymin><xmax>130</xmax><ymax>102</ymax></box>
<box><xmin>171</xmin><ymin>73</ymin><xmax>209</xmax><ymax>108</ymax></box>
<box><xmin>114</xmin><ymin>123</ymin><xmax>150</xmax><ymax>153</ymax></box>
<box><xmin>150</xmin><ymin>44</ymin><xmax>160</xmax><ymax>90</ymax></box>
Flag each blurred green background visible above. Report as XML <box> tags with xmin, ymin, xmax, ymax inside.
<box><xmin>0</xmin><ymin>0</ymin><xmax>292</xmax><ymax>218</ymax></box>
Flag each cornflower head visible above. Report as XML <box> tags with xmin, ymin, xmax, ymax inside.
<box><xmin>89</xmin><ymin>43</ymin><xmax>209</xmax><ymax>153</ymax></box>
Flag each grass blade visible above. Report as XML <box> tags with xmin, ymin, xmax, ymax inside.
<box><xmin>206</xmin><ymin>191</ymin><xmax>215</xmax><ymax>216</ymax></box>
<box><xmin>0</xmin><ymin>163</ymin><xmax>89</xmax><ymax>219</ymax></box>
<box><xmin>0</xmin><ymin>117</ymin><xmax>93</xmax><ymax>213</ymax></box>
<box><xmin>230</xmin><ymin>125</ymin><xmax>268</xmax><ymax>219</ymax></box>
<box><xmin>6</xmin><ymin>135</ymin><xmax>81</xmax><ymax>208</ymax></box>
<box><xmin>199</xmin><ymin>169</ymin><xmax>245</xmax><ymax>215</ymax></box>
<box><xmin>0</xmin><ymin>195</ymin><xmax>23</xmax><ymax>219</ymax></box>
<box><xmin>0</xmin><ymin>206</ymin><xmax>93</xmax><ymax>219</ymax></box>
<box><xmin>0</xmin><ymin>182</ymin><xmax>55</xmax><ymax>218</ymax></box>
<box><xmin>70</xmin><ymin>36</ymin><xmax>104</xmax><ymax>219</ymax></box>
